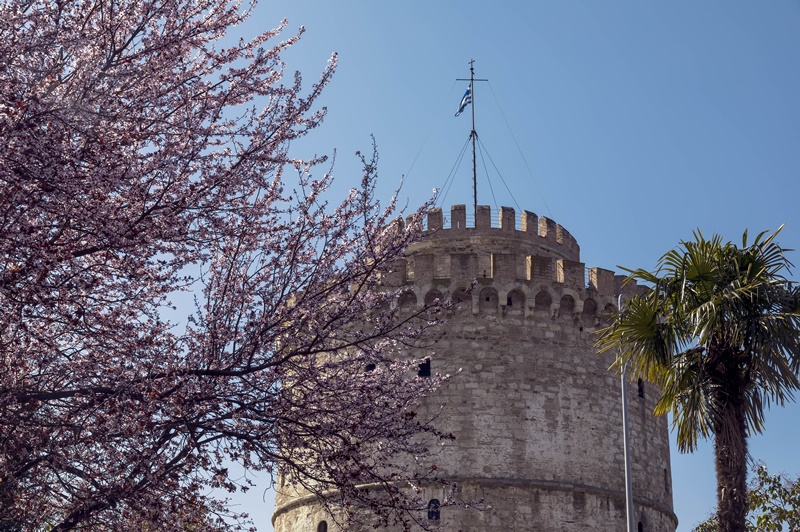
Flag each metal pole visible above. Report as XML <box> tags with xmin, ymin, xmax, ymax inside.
<box><xmin>469</xmin><ymin>59</ymin><xmax>477</xmax><ymax>219</ymax></box>
<box><xmin>619</xmin><ymin>294</ymin><xmax>635</xmax><ymax>532</ymax></box>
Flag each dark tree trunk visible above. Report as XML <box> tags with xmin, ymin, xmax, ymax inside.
<box><xmin>714</xmin><ymin>358</ymin><xmax>749</xmax><ymax>532</ymax></box>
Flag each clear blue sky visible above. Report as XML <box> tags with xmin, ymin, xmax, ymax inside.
<box><xmin>227</xmin><ymin>1</ymin><xmax>800</xmax><ymax>530</ymax></box>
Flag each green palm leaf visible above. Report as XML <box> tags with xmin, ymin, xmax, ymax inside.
<box><xmin>596</xmin><ymin>227</ymin><xmax>800</xmax><ymax>532</ymax></box>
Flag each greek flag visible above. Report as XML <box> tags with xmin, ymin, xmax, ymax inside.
<box><xmin>455</xmin><ymin>87</ymin><xmax>472</xmax><ymax>117</ymax></box>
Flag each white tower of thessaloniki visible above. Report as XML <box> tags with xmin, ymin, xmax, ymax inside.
<box><xmin>273</xmin><ymin>205</ymin><xmax>677</xmax><ymax>532</ymax></box>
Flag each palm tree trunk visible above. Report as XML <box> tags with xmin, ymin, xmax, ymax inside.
<box><xmin>714</xmin><ymin>387</ymin><xmax>749</xmax><ymax>532</ymax></box>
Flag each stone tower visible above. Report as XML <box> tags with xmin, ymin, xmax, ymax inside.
<box><xmin>273</xmin><ymin>205</ymin><xmax>677</xmax><ymax>532</ymax></box>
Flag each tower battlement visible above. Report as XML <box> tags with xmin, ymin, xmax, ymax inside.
<box><xmin>381</xmin><ymin>205</ymin><xmax>645</xmax><ymax>320</ymax></box>
<box><xmin>408</xmin><ymin>205</ymin><xmax>580</xmax><ymax>261</ymax></box>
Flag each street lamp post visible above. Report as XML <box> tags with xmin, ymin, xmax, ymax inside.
<box><xmin>619</xmin><ymin>294</ymin><xmax>635</xmax><ymax>532</ymax></box>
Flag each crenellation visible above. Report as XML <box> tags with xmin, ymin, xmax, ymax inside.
<box><xmin>499</xmin><ymin>206</ymin><xmax>515</xmax><ymax>231</ymax></box>
<box><xmin>389</xmin><ymin>215</ymin><xmax>405</xmax><ymax>232</ymax></box>
<box><xmin>539</xmin><ymin>216</ymin><xmax>558</xmax><ymax>245</ymax></box>
<box><xmin>421</xmin><ymin>206</ymin><xmax>583</xmax><ymax>262</ymax></box>
<box><xmin>558</xmin><ymin>226</ymin><xmax>580</xmax><ymax>258</ymax></box>
<box><xmin>428</xmin><ymin>207</ymin><xmax>443</xmax><ymax>231</ymax></box>
<box><xmin>476</xmin><ymin>205</ymin><xmax>491</xmax><ymax>229</ymax></box>
<box><xmin>555</xmin><ymin>222</ymin><xmax>565</xmax><ymax>245</ymax></box>
<box><xmin>395</xmin><ymin>207</ymin><xmax>648</xmax><ymax>316</ymax></box>
<box><xmin>521</xmin><ymin>210</ymin><xmax>538</xmax><ymax>234</ymax></box>
<box><xmin>614</xmin><ymin>274</ymin><xmax>626</xmax><ymax>297</ymax></box>
<box><xmin>589</xmin><ymin>267</ymin><xmax>616</xmax><ymax>294</ymax></box>
<box><xmin>615</xmin><ymin>274</ymin><xmax>648</xmax><ymax>300</ymax></box>
<box><xmin>528</xmin><ymin>256</ymin><xmax>556</xmax><ymax>284</ymax></box>
<box><xmin>559</xmin><ymin>259</ymin><xmax>586</xmax><ymax>291</ymax></box>
<box><xmin>451</xmin><ymin>204</ymin><xmax>467</xmax><ymax>229</ymax></box>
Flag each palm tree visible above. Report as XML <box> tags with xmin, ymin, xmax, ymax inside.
<box><xmin>597</xmin><ymin>228</ymin><xmax>800</xmax><ymax>532</ymax></box>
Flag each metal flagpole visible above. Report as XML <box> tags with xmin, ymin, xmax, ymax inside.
<box><xmin>469</xmin><ymin>60</ymin><xmax>477</xmax><ymax>219</ymax></box>
<box><xmin>457</xmin><ymin>60</ymin><xmax>487</xmax><ymax>221</ymax></box>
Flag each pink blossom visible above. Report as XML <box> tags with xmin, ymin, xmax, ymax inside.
<box><xmin>0</xmin><ymin>1</ymin><xmax>450</xmax><ymax>529</ymax></box>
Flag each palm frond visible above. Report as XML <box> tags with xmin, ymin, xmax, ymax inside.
<box><xmin>596</xmin><ymin>226</ymin><xmax>800</xmax><ymax>453</ymax></box>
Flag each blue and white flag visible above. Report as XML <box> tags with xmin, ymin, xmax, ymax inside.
<box><xmin>455</xmin><ymin>87</ymin><xmax>472</xmax><ymax>117</ymax></box>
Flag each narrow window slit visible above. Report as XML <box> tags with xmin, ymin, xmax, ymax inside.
<box><xmin>427</xmin><ymin>499</ymin><xmax>440</xmax><ymax>520</ymax></box>
<box><xmin>418</xmin><ymin>359</ymin><xmax>431</xmax><ymax>377</ymax></box>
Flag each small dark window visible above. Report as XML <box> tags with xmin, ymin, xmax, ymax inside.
<box><xmin>427</xmin><ymin>498</ymin><xmax>441</xmax><ymax>520</ymax></box>
<box><xmin>638</xmin><ymin>522</ymin><xmax>643</xmax><ymax>532</ymax></box>
<box><xmin>418</xmin><ymin>359</ymin><xmax>431</xmax><ymax>377</ymax></box>
<box><xmin>665</xmin><ymin>468</ymin><xmax>669</xmax><ymax>492</ymax></box>
<box><xmin>637</xmin><ymin>378</ymin><xmax>645</xmax><ymax>399</ymax></box>
<box><xmin>507</xmin><ymin>296</ymin><xmax>513</xmax><ymax>306</ymax></box>
<box><xmin>365</xmin><ymin>363</ymin><xmax>376</xmax><ymax>372</ymax></box>
<box><xmin>317</xmin><ymin>521</ymin><xmax>328</xmax><ymax>532</ymax></box>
